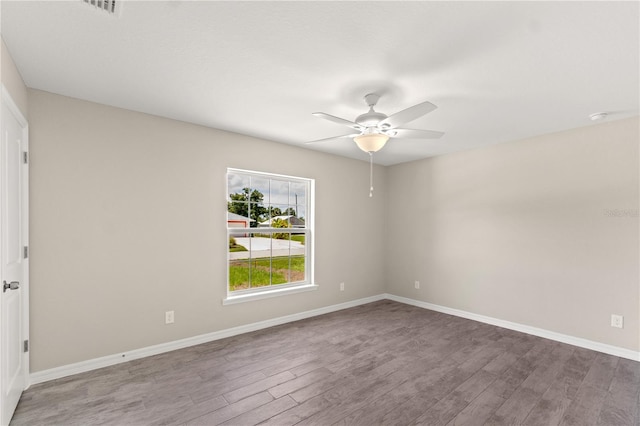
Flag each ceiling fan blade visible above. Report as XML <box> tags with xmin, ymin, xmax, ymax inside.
<box><xmin>312</xmin><ymin>112</ymin><xmax>362</xmax><ymax>130</ymax></box>
<box><xmin>392</xmin><ymin>128</ymin><xmax>445</xmax><ymax>139</ymax></box>
<box><xmin>380</xmin><ymin>101</ymin><xmax>438</xmax><ymax>128</ymax></box>
<box><xmin>305</xmin><ymin>133</ymin><xmax>360</xmax><ymax>144</ymax></box>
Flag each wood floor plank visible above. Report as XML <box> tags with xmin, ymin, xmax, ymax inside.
<box><xmin>287</xmin><ymin>349</ymin><xmax>405</xmax><ymax>404</ymax></box>
<box><xmin>268</xmin><ymin>367</ymin><xmax>333</xmax><ymax>399</ymax></box>
<box><xmin>486</xmin><ymin>385</ymin><xmax>542</xmax><ymax>424</ymax></box>
<box><xmin>264</xmin><ymin>358</ymin><xmax>414</xmax><ymax>425</ymax></box>
<box><xmin>445</xmin><ymin>387</ymin><xmax>506</xmax><ymax>426</ymax></box>
<box><xmin>367</xmin><ymin>348</ymin><xmax>494</xmax><ymax>425</ymax></box>
<box><xmin>185</xmin><ymin>391</ymin><xmax>274</xmax><ymax>426</ymax></box>
<box><xmin>596</xmin><ymin>391</ymin><xmax>638</xmax><ymax>426</ymax></box>
<box><xmin>413</xmin><ymin>369</ymin><xmax>498</xmax><ymax>425</ymax></box>
<box><xmin>521</xmin><ymin>377</ymin><xmax>573</xmax><ymax>425</ymax></box>
<box><xmin>222</xmin><ymin>371</ymin><xmax>295</xmax><ymax>403</ymax></box>
<box><xmin>259</xmin><ymin>350</ymin><xmax>322</xmax><ymax>377</ymax></box>
<box><xmin>596</xmin><ymin>358</ymin><xmax>640</xmax><ymax>426</ymax></box>
<box><xmin>286</xmin><ymin>350</ymin><xmax>345</xmax><ymax>377</ymax></box>
<box><xmin>219</xmin><ymin>395</ymin><xmax>297</xmax><ymax>426</ymax></box>
<box><xmin>608</xmin><ymin>357</ymin><xmax>640</xmax><ymax>396</ymax></box>
<box><xmin>488</xmin><ymin>341</ymin><xmax>552</xmax><ymax>401</ymax></box>
<box><xmin>151</xmin><ymin>394</ymin><xmax>228</xmax><ymax>426</ymax></box>
<box><xmin>9</xmin><ymin>300</ymin><xmax>638</xmax><ymax>426</ymax></box>
<box><xmin>559</xmin><ymin>384</ymin><xmax>609</xmax><ymax>426</ymax></box>
<box><xmin>294</xmin><ymin>370</ymin><xmax>411</xmax><ymax>425</ymax></box>
<box><xmin>189</xmin><ymin>371</ymin><xmax>267</xmax><ymax>404</ymax></box>
<box><xmin>334</xmin><ymin>356</ymin><xmax>460</xmax><ymax>425</ymax></box>
<box><xmin>258</xmin><ymin>391</ymin><xmax>330</xmax><ymax>426</ymax></box>
<box><xmin>582</xmin><ymin>352</ymin><xmax>619</xmax><ymax>391</ymax></box>
<box><xmin>481</xmin><ymin>351</ymin><xmax>521</xmax><ymax>375</ymax></box>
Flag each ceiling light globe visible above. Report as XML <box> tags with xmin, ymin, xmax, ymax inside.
<box><xmin>354</xmin><ymin>133</ymin><xmax>390</xmax><ymax>153</ymax></box>
<box><xmin>589</xmin><ymin>112</ymin><xmax>608</xmax><ymax>121</ymax></box>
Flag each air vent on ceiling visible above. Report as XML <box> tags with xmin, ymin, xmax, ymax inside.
<box><xmin>82</xmin><ymin>0</ymin><xmax>120</xmax><ymax>16</ymax></box>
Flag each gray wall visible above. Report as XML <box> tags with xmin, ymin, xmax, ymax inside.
<box><xmin>28</xmin><ymin>89</ymin><xmax>388</xmax><ymax>371</ymax></box>
<box><xmin>385</xmin><ymin>117</ymin><xmax>639</xmax><ymax>351</ymax></box>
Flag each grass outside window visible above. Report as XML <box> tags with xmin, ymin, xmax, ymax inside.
<box><xmin>228</xmin><ymin>255</ymin><xmax>305</xmax><ymax>291</ymax></box>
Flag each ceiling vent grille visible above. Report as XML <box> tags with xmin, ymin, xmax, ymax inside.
<box><xmin>82</xmin><ymin>0</ymin><xmax>120</xmax><ymax>16</ymax></box>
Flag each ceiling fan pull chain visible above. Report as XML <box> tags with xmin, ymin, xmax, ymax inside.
<box><xmin>369</xmin><ymin>152</ymin><xmax>374</xmax><ymax>198</ymax></box>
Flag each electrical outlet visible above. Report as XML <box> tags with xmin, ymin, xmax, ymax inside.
<box><xmin>414</xmin><ymin>281</ymin><xmax>420</xmax><ymax>289</ymax></box>
<box><xmin>340</xmin><ymin>282</ymin><xmax>345</xmax><ymax>291</ymax></box>
<box><xmin>611</xmin><ymin>314</ymin><xmax>623</xmax><ymax>328</ymax></box>
<box><xmin>165</xmin><ymin>311</ymin><xmax>175</xmax><ymax>324</ymax></box>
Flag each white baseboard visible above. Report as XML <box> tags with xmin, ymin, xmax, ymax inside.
<box><xmin>384</xmin><ymin>293</ymin><xmax>640</xmax><ymax>362</ymax></box>
<box><xmin>29</xmin><ymin>294</ymin><xmax>385</xmax><ymax>386</ymax></box>
<box><xmin>30</xmin><ymin>292</ymin><xmax>638</xmax><ymax>386</ymax></box>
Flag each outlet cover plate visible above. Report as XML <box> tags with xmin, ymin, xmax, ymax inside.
<box><xmin>611</xmin><ymin>314</ymin><xmax>623</xmax><ymax>328</ymax></box>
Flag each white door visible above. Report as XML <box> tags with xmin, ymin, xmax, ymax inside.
<box><xmin>0</xmin><ymin>87</ymin><xmax>29</xmax><ymax>426</ymax></box>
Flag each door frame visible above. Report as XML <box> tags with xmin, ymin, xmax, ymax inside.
<box><xmin>0</xmin><ymin>84</ymin><xmax>30</xmax><ymax>424</ymax></box>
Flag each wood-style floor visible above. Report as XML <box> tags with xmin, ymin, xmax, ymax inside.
<box><xmin>10</xmin><ymin>300</ymin><xmax>640</xmax><ymax>425</ymax></box>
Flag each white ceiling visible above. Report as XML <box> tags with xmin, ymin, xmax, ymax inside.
<box><xmin>1</xmin><ymin>1</ymin><xmax>638</xmax><ymax>166</ymax></box>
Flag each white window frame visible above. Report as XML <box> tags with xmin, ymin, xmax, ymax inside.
<box><xmin>224</xmin><ymin>168</ymin><xmax>316</xmax><ymax>305</ymax></box>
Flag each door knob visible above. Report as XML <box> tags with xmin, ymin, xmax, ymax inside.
<box><xmin>3</xmin><ymin>281</ymin><xmax>19</xmax><ymax>292</ymax></box>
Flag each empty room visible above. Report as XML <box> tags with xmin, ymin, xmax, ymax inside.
<box><xmin>0</xmin><ymin>1</ymin><xmax>638</xmax><ymax>425</ymax></box>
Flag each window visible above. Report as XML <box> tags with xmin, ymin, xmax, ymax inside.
<box><xmin>225</xmin><ymin>168</ymin><xmax>315</xmax><ymax>303</ymax></box>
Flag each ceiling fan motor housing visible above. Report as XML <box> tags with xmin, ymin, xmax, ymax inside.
<box><xmin>356</xmin><ymin>110</ymin><xmax>387</xmax><ymax>128</ymax></box>
<box><xmin>356</xmin><ymin>93</ymin><xmax>387</xmax><ymax>128</ymax></box>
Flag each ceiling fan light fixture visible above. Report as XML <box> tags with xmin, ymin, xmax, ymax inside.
<box><xmin>589</xmin><ymin>112</ymin><xmax>608</xmax><ymax>121</ymax></box>
<box><xmin>354</xmin><ymin>133</ymin><xmax>389</xmax><ymax>153</ymax></box>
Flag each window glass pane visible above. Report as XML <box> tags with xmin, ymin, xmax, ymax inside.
<box><xmin>229</xmin><ymin>259</ymin><xmax>251</xmax><ymax>291</ymax></box>
<box><xmin>290</xmin><ymin>182</ymin><xmax>306</xmax><ymax>220</ymax></box>
<box><xmin>228</xmin><ymin>203</ymin><xmax>249</xmax><ymax>222</ymax></box>
<box><xmin>290</xmin><ymin>255</ymin><xmax>305</xmax><ymax>283</ymax></box>
<box><xmin>251</xmin><ymin>176</ymin><xmax>270</xmax><ymax>206</ymax></box>
<box><xmin>227</xmin><ymin>174</ymin><xmax>254</xmax><ymax>227</ymax></box>
<box><xmin>269</xmin><ymin>254</ymin><xmax>290</xmax><ymax>284</ymax></box>
<box><xmin>247</xmin><ymin>202</ymin><xmax>264</xmax><ymax>228</ymax></box>
<box><xmin>229</xmin><ymin>232</ymin><xmax>249</xmax><ymax>254</ymax></box>
<box><xmin>271</xmin><ymin>230</ymin><xmax>291</xmax><ymax>258</ymax></box>
<box><xmin>266</xmin><ymin>205</ymin><xmax>282</xmax><ymax>221</ymax></box>
<box><xmin>247</xmin><ymin>231</ymin><xmax>268</xmax><ymax>263</ymax></box>
<box><xmin>291</xmin><ymin>230</ymin><xmax>305</xmax><ymax>247</ymax></box>
<box><xmin>227</xmin><ymin>173</ymin><xmax>250</xmax><ymax>202</ymax></box>
<box><xmin>270</xmin><ymin>179</ymin><xmax>290</xmax><ymax>206</ymax></box>
<box><xmin>250</xmin><ymin>257</ymin><xmax>272</xmax><ymax>288</ymax></box>
<box><xmin>267</xmin><ymin>204</ymin><xmax>290</xmax><ymax>225</ymax></box>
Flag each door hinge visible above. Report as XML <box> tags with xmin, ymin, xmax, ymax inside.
<box><xmin>23</xmin><ymin>246</ymin><xmax>28</xmax><ymax>259</ymax></box>
<box><xmin>24</xmin><ymin>340</ymin><xmax>29</xmax><ymax>353</ymax></box>
<box><xmin>23</xmin><ymin>151</ymin><xmax>28</xmax><ymax>164</ymax></box>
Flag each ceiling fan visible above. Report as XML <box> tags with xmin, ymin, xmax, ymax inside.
<box><xmin>308</xmin><ymin>93</ymin><xmax>444</xmax><ymax>197</ymax></box>
<box><xmin>307</xmin><ymin>93</ymin><xmax>444</xmax><ymax>153</ymax></box>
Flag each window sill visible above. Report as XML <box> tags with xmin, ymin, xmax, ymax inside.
<box><xmin>222</xmin><ymin>284</ymin><xmax>318</xmax><ymax>305</ymax></box>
